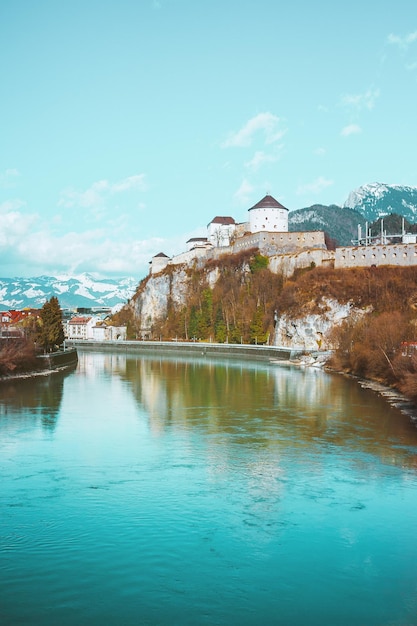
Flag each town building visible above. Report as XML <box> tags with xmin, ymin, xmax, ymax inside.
<box><xmin>66</xmin><ymin>316</ymin><xmax>94</xmax><ymax>340</ymax></box>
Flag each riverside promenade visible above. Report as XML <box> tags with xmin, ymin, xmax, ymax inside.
<box><xmin>66</xmin><ymin>340</ymin><xmax>304</xmax><ymax>362</ymax></box>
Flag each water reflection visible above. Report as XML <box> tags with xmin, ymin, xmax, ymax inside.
<box><xmin>2</xmin><ymin>350</ymin><xmax>417</xmax><ymax>625</ymax></box>
<box><xmin>73</xmin><ymin>350</ymin><xmax>417</xmax><ymax>470</ymax></box>
<box><xmin>0</xmin><ymin>372</ymin><xmax>67</xmax><ymax>431</ymax></box>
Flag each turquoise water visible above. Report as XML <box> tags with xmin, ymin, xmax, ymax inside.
<box><xmin>1</xmin><ymin>350</ymin><xmax>417</xmax><ymax>625</ymax></box>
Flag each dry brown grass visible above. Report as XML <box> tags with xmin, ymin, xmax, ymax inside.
<box><xmin>277</xmin><ymin>266</ymin><xmax>417</xmax><ymax>316</ymax></box>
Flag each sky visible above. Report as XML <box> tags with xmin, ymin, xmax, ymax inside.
<box><xmin>1</xmin><ymin>0</ymin><xmax>417</xmax><ymax>280</ymax></box>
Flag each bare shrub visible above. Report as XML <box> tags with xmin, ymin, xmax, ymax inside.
<box><xmin>0</xmin><ymin>339</ymin><xmax>39</xmax><ymax>376</ymax></box>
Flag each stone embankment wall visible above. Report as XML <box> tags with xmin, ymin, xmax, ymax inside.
<box><xmin>67</xmin><ymin>340</ymin><xmax>304</xmax><ymax>362</ymax></box>
<box><xmin>37</xmin><ymin>347</ymin><xmax>78</xmax><ymax>370</ymax></box>
<box><xmin>335</xmin><ymin>243</ymin><xmax>417</xmax><ymax>269</ymax></box>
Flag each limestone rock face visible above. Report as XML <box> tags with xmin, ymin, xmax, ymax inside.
<box><xmin>274</xmin><ymin>298</ymin><xmax>366</xmax><ymax>351</ymax></box>
<box><xmin>133</xmin><ymin>273</ymin><xmax>171</xmax><ymax>328</ymax></box>
<box><xmin>131</xmin><ymin>257</ymin><xmax>368</xmax><ymax>349</ymax></box>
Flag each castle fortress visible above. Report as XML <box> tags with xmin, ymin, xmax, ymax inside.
<box><xmin>149</xmin><ymin>194</ymin><xmax>417</xmax><ymax>277</ymax></box>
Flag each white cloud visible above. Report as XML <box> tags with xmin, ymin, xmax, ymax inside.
<box><xmin>0</xmin><ymin>201</ymin><xmax>37</xmax><ymax>249</ymax></box>
<box><xmin>233</xmin><ymin>179</ymin><xmax>254</xmax><ymax>205</ymax></box>
<box><xmin>387</xmin><ymin>30</ymin><xmax>417</xmax><ymax>49</ymax></box>
<box><xmin>14</xmin><ymin>229</ymin><xmax>161</xmax><ymax>276</ymax></box>
<box><xmin>341</xmin><ymin>88</ymin><xmax>380</xmax><ymax>111</ymax></box>
<box><xmin>314</xmin><ymin>147</ymin><xmax>326</xmax><ymax>156</ymax></box>
<box><xmin>341</xmin><ymin>124</ymin><xmax>362</xmax><ymax>137</ymax></box>
<box><xmin>296</xmin><ymin>176</ymin><xmax>334</xmax><ymax>196</ymax></box>
<box><xmin>111</xmin><ymin>174</ymin><xmax>148</xmax><ymax>193</ymax></box>
<box><xmin>0</xmin><ymin>199</ymin><xmax>26</xmax><ymax>213</ymax></box>
<box><xmin>58</xmin><ymin>173</ymin><xmax>147</xmax><ymax>209</ymax></box>
<box><xmin>244</xmin><ymin>150</ymin><xmax>281</xmax><ymax>171</ymax></box>
<box><xmin>0</xmin><ymin>168</ymin><xmax>20</xmax><ymax>188</ymax></box>
<box><xmin>222</xmin><ymin>113</ymin><xmax>285</xmax><ymax>148</ymax></box>
<box><xmin>0</xmin><ymin>195</ymin><xmax>184</xmax><ymax>278</ymax></box>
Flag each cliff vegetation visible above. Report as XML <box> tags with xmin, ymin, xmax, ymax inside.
<box><xmin>115</xmin><ymin>259</ymin><xmax>417</xmax><ymax>403</ymax></box>
<box><xmin>276</xmin><ymin>265</ymin><xmax>417</xmax><ymax>401</ymax></box>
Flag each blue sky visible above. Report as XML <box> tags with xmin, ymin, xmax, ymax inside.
<box><xmin>1</xmin><ymin>0</ymin><xmax>417</xmax><ymax>279</ymax></box>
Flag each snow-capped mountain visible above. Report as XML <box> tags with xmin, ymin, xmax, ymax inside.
<box><xmin>344</xmin><ymin>183</ymin><xmax>417</xmax><ymax>222</ymax></box>
<box><xmin>0</xmin><ymin>273</ymin><xmax>138</xmax><ymax>310</ymax></box>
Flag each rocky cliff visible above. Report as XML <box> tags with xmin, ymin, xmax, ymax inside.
<box><xmin>128</xmin><ymin>248</ymin><xmax>364</xmax><ymax>348</ymax></box>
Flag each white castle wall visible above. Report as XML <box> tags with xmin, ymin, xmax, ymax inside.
<box><xmin>150</xmin><ymin>230</ymin><xmax>328</xmax><ymax>276</ymax></box>
<box><xmin>225</xmin><ymin>230</ymin><xmax>326</xmax><ymax>256</ymax></box>
<box><xmin>335</xmin><ymin>243</ymin><xmax>417</xmax><ymax>269</ymax></box>
<box><xmin>269</xmin><ymin>249</ymin><xmax>335</xmax><ymax>279</ymax></box>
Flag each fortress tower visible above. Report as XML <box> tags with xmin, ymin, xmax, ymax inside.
<box><xmin>248</xmin><ymin>194</ymin><xmax>288</xmax><ymax>233</ymax></box>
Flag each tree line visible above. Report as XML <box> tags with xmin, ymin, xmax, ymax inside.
<box><xmin>0</xmin><ymin>296</ymin><xmax>65</xmax><ymax>376</ymax></box>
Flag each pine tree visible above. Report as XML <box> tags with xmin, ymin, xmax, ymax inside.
<box><xmin>249</xmin><ymin>306</ymin><xmax>268</xmax><ymax>345</ymax></box>
<box><xmin>37</xmin><ymin>297</ymin><xmax>65</xmax><ymax>352</ymax></box>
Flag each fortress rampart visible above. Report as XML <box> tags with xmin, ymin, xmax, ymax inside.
<box><xmin>151</xmin><ymin>228</ymin><xmax>417</xmax><ymax>277</ymax></box>
<box><xmin>335</xmin><ymin>243</ymin><xmax>417</xmax><ymax>269</ymax></box>
<box><xmin>154</xmin><ymin>230</ymin><xmax>328</xmax><ymax>274</ymax></box>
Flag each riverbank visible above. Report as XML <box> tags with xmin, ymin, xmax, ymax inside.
<box><xmin>65</xmin><ymin>339</ymin><xmax>305</xmax><ymax>362</ymax></box>
<box><xmin>0</xmin><ymin>347</ymin><xmax>78</xmax><ymax>383</ymax></box>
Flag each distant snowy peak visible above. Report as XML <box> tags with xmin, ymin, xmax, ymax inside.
<box><xmin>344</xmin><ymin>183</ymin><xmax>417</xmax><ymax>221</ymax></box>
<box><xmin>0</xmin><ymin>273</ymin><xmax>138</xmax><ymax>310</ymax></box>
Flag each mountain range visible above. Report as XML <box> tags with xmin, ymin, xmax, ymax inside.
<box><xmin>289</xmin><ymin>182</ymin><xmax>417</xmax><ymax>245</ymax></box>
<box><xmin>0</xmin><ymin>274</ymin><xmax>138</xmax><ymax>310</ymax></box>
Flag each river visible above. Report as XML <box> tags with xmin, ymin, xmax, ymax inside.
<box><xmin>1</xmin><ymin>349</ymin><xmax>417</xmax><ymax>625</ymax></box>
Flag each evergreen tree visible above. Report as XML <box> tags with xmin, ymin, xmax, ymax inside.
<box><xmin>199</xmin><ymin>289</ymin><xmax>213</xmax><ymax>339</ymax></box>
<box><xmin>249</xmin><ymin>306</ymin><xmax>268</xmax><ymax>345</ymax></box>
<box><xmin>214</xmin><ymin>306</ymin><xmax>227</xmax><ymax>343</ymax></box>
<box><xmin>188</xmin><ymin>305</ymin><xmax>200</xmax><ymax>340</ymax></box>
<box><xmin>37</xmin><ymin>296</ymin><xmax>65</xmax><ymax>352</ymax></box>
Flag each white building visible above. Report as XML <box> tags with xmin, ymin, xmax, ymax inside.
<box><xmin>92</xmin><ymin>322</ymin><xmax>127</xmax><ymax>341</ymax></box>
<box><xmin>248</xmin><ymin>194</ymin><xmax>288</xmax><ymax>233</ymax></box>
<box><xmin>186</xmin><ymin>237</ymin><xmax>211</xmax><ymax>251</ymax></box>
<box><xmin>149</xmin><ymin>252</ymin><xmax>171</xmax><ymax>275</ymax></box>
<box><xmin>207</xmin><ymin>216</ymin><xmax>236</xmax><ymax>247</ymax></box>
<box><xmin>66</xmin><ymin>315</ymin><xmax>126</xmax><ymax>340</ymax></box>
<box><xmin>66</xmin><ymin>316</ymin><xmax>95</xmax><ymax>340</ymax></box>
